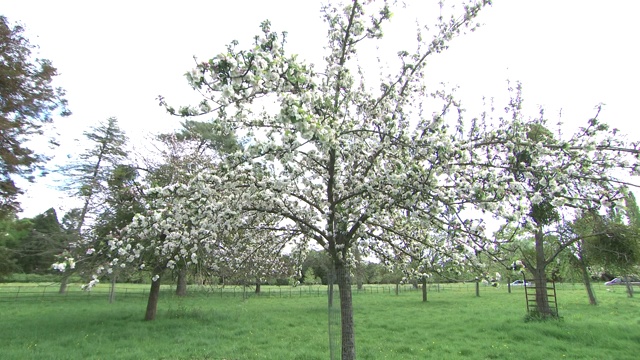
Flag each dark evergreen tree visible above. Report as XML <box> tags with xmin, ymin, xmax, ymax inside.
<box><xmin>59</xmin><ymin>117</ymin><xmax>128</xmax><ymax>234</ymax></box>
<box><xmin>56</xmin><ymin>117</ymin><xmax>128</xmax><ymax>292</ymax></box>
<box><xmin>14</xmin><ymin>208</ymin><xmax>66</xmax><ymax>274</ymax></box>
<box><xmin>0</xmin><ymin>16</ymin><xmax>70</xmax><ymax>216</ymax></box>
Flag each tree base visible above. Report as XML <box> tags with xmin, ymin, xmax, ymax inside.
<box><xmin>524</xmin><ymin>310</ymin><xmax>561</xmax><ymax>322</ymax></box>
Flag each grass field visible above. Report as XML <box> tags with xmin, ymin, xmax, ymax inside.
<box><xmin>1</xmin><ymin>282</ymin><xmax>639</xmax><ymax>359</ymax></box>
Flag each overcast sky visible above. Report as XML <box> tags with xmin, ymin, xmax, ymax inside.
<box><xmin>4</xmin><ymin>0</ymin><xmax>639</xmax><ymax>217</ymax></box>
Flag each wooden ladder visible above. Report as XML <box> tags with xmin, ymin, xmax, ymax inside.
<box><xmin>523</xmin><ymin>276</ymin><xmax>558</xmax><ymax>317</ymax></box>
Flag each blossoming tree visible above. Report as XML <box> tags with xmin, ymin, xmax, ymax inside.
<box><xmin>367</xmin><ymin>208</ymin><xmax>485</xmax><ymax>301</ymax></box>
<box><xmin>98</xmin><ymin>170</ymin><xmax>300</xmax><ymax>320</ymax></box>
<box><xmin>145</xmin><ymin>120</ymin><xmax>240</xmax><ymax>296</ymax></box>
<box><xmin>156</xmin><ymin>1</ymin><xmax>500</xmax><ymax>358</ymax></box>
<box><xmin>470</xmin><ymin>86</ymin><xmax>640</xmax><ymax>317</ymax></box>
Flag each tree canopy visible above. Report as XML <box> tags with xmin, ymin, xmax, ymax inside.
<box><xmin>0</xmin><ymin>16</ymin><xmax>70</xmax><ymax>217</ymax></box>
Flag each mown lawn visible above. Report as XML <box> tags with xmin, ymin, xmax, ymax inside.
<box><xmin>0</xmin><ymin>283</ymin><xmax>638</xmax><ymax>359</ymax></box>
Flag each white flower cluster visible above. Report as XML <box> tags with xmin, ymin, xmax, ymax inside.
<box><xmin>81</xmin><ymin>275</ymin><xmax>100</xmax><ymax>291</ymax></box>
<box><xmin>52</xmin><ymin>257</ymin><xmax>76</xmax><ymax>272</ymax></box>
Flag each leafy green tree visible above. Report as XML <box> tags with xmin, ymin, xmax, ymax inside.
<box><xmin>14</xmin><ymin>208</ymin><xmax>67</xmax><ymax>274</ymax></box>
<box><xmin>301</xmin><ymin>250</ymin><xmax>333</xmax><ymax>285</ymax></box>
<box><xmin>624</xmin><ymin>191</ymin><xmax>640</xmax><ymax>228</ymax></box>
<box><xmin>0</xmin><ymin>216</ymin><xmax>31</xmax><ymax>278</ymax></box>
<box><xmin>0</xmin><ymin>16</ymin><xmax>70</xmax><ymax>217</ymax></box>
<box><xmin>93</xmin><ymin>165</ymin><xmax>144</xmax><ymax>240</ymax></box>
<box><xmin>0</xmin><ymin>246</ymin><xmax>17</xmax><ymax>278</ymax></box>
<box><xmin>563</xmin><ymin>192</ymin><xmax>640</xmax><ymax>302</ymax></box>
<box><xmin>569</xmin><ymin>211</ymin><xmax>601</xmax><ymax>305</ymax></box>
<box><xmin>303</xmin><ymin>267</ymin><xmax>320</xmax><ymax>285</ymax></box>
<box><xmin>583</xmin><ymin>193</ymin><xmax>640</xmax><ymax>297</ymax></box>
<box><xmin>361</xmin><ymin>262</ymin><xmax>388</xmax><ymax>284</ymax></box>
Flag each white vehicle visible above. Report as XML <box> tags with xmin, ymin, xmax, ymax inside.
<box><xmin>605</xmin><ymin>277</ymin><xmax>640</xmax><ymax>286</ymax></box>
<box><xmin>510</xmin><ymin>280</ymin><xmax>532</xmax><ymax>286</ymax></box>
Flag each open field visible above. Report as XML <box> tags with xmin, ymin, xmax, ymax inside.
<box><xmin>1</xmin><ymin>283</ymin><xmax>639</xmax><ymax>359</ymax></box>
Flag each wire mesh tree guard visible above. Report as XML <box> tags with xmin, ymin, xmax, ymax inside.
<box><xmin>327</xmin><ymin>265</ymin><xmax>341</xmax><ymax>360</ymax></box>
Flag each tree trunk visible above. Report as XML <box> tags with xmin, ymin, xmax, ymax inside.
<box><xmin>58</xmin><ymin>274</ymin><xmax>69</xmax><ymax>294</ymax></box>
<box><xmin>475</xmin><ymin>280</ymin><xmax>480</xmax><ymax>297</ymax></box>
<box><xmin>624</xmin><ymin>276</ymin><xmax>634</xmax><ymax>298</ymax></box>
<box><xmin>75</xmin><ymin>143</ymin><xmax>107</xmax><ymax>235</ymax></box>
<box><xmin>507</xmin><ymin>276</ymin><xmax>511</xmax><ymax>294</ymax></box>
<box><xmin>577</xmin><ymin>255</ymin><xmax>597</xmax><ymax>305</ymax></box>
<box><xmin>353</xmin><ymin>246</ymin><xmax>364</xmax><ymax>291</ymax></box>
<box><xmin>336</xmin><ymin>262</ymin><xmax>356</xmax><ymax>360</ymax></box>
<box><xmin>255</xmin><ymin>280</ymin><xmax>261</xmax><ymax>294</ymax></box>
<box><xmin>422</xmin><ymin>277</ymin><xmax>427</xmax><ymax>302</ymax></box>
<box><xmin>176</xmin><ymin>268</ymin><xmax>187</xmax><ymax>296</ymax></box>
<box><xmin>532</xmin><ymin>269</ymin><xmax>551</xmax><ymax>316</ymax></box>
<box><xmin>533</xmin><ymin>227</ymin><xmax>553</xmax><ymax>317</ymax></box>
<box><xmin>145</xmin><ymin>272</ymin><xmax>163</xmax><ymax>321</ymax></box>
<box><xmin>109</xmin><ymin>274</ymin><xmax>117</xmax><ymax>304</ymax></box>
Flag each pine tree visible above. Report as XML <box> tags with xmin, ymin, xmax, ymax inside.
<box><xmin>57</xmin><ymin>117</ymin><xmax>127</xmax><ymax>292</ymax></box>
<box><xmin>59</xmin><ymin>117</ymin><xmax>128</xmax><ymax>234</ymax></box>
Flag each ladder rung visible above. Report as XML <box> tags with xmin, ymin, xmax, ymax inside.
<box><xmin>524</xmin><ymin>287</ymin><xmax>555</xmax><ymax>290</ymax></box>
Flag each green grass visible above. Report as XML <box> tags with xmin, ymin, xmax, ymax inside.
<box><xmin>0</xmin><ymin>283</ymin><xmax>638</xmax><ymax>359</ymax></box>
